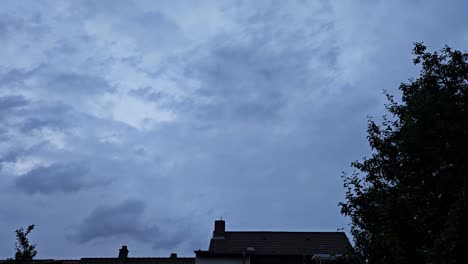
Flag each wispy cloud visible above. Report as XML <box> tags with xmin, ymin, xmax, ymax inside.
<box><xmin>14</xmin><ymin>162</ymin><xmax>93</xmax><ymax>194</ymax></box>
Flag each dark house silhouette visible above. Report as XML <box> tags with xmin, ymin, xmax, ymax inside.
<box><xmin>195</xmin><ymin>220</ymin><xmax>353</xmax><ymax>264</ymax></box>
<box><xmin>1</xmin><ymin>220</ymin><xmax>353</xmax><ymax>264</ymax></box>
<box><xmin>80</xmin><ymin>246</ymin><xmax>194</xmax><ymax>264</ymax></box>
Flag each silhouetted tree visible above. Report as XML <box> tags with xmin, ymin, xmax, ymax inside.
<box><xmin>340</xmin><ymin>43</ymin><xmax>468</xmax><ymax>264</ymax></box>
<box><xmin>6</xmin><ymin>225</ymin><xmax>37</xmax><ymax>264</ymax></box>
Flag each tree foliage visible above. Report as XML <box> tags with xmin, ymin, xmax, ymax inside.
<box><xmin>6</xmin><ymin>225</ymin><xmax>37</xmax><ymax>264</ymax></box>
<box><xmin>340</xmin><ymin>43</ymin><xmax>468</xmax><ymax>264</ymax></box>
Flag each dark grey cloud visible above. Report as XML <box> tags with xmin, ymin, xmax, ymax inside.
<box><xmin>159</xmin><ymin>3</ymin><xmax>337</xmax><ymax>124</ymax></box>
<box><xmin>128</xmin><ymin>86</ymin><xmax>164</xmax><ymax>102</ymax></box>
<box><xmin>0</xmin><ymin>66</ymin><xmax>114</xmax><ymax>99</ymax></box>
<box><xmin>45</xmin><ymin>72</ymin><xmax>115</xmax><ymax>95</ymax></box>
<box><xmin>19</xmin><ymin>117</ymin><xmax>65</xmax><ymax>132</ymax></box>
<box><xmin>0</xmin><ymin>95</ymin><xmax>29</xmax><ymax>126</ymax></box>
<box><xmin>15</xmin><ymin>162</ymin><xmax>91</xmax><ymax>194</ymax></box>
<box><xmin>0</xmin><ymin>12</ymin><xmax>49</xmax><ymax>40</ymax></box>
<box><xmin>171</xmin><ymin>46</ymin><xmax>311</xmax><ymax>123</ymax></box>
<box><xmin>0</xmin><ymin>67</ymin><xmax>38</xmax><ymax>86</ymax></box>
<box><xmin>119</xmin><ymin>11</ymin><xmax>183</xmax><ymax>51</ymax></box>
<box><xmin>0</xmin><ymin>148</ymin><xmax>25</xmax><ymax>163</ymax></box>
<box><xmin>71</xmin><ymin>200</ymin><xmax>185</xmax><ymax>250</ymax></box>
<box><xmin>72</xmin><ymin>1</ymin><xmax>184</xmax><ymax>53</ymax></box>
<box><xmin>0</xmin><ymin>95</ymin><xmax>29</xmax><ymax>111</ymax></box>
<box><xmin>0</xmin><ymin>127</ymin><xmax>8</xmax><ymax>140</ymax></box>
<box><xmin>188</xmin><ymin>46</ymin><xmax>290</xmax><ymax>121</ymax></box>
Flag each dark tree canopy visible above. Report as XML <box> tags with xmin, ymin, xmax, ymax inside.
<box><xmin>8</xmin><ymin>225</ymin><xmax>37</xmax><ymax>264</ymax></box>
<box><xmin>340</xmin><ymin>43</ymin><xmax>468</xmax><ymax>264</ymax></box>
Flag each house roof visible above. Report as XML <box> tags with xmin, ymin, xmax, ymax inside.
<box><xmin>43</xmin><ymin>261</ymin><xmax>80</xmax><ymax>264</ymax></box>
<box><xmin>207</xmin><ymin>231</ymin><xmax>352</xmax><ymax>256</ymax></box>
<box><xmin>0</xmin><ymin>260</ymin><xmax>80</xmax><ymax>264</ymax></box>
<box><xmin>80</xmin><ymin>258</ymin><xmax>195</xmax><ymax>264</ymax></box>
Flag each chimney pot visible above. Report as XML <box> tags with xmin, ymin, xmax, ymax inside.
<box><xmin>213</xmin><ymin>219</ymin><xmax>225</xmax><ymax>238</ymax></box>
<box><xmin>119</xmin><ymin>246</ymin><xmax>129</xmax><ymax>263</ymax></box>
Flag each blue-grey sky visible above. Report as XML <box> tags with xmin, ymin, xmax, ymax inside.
<box><xmin>1</xmin><ymin>0</ymin><xmax>467</xmax><ymax>259</ymax></box>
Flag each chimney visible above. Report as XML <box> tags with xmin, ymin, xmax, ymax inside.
<box><xmin>170</xmin><ymin>253</ymin><xmax>177</xmax><ymax>258</ymax></box>
<box><xmin>213</xmin><ymin>219</ymin><xmax>225</xmax><ymax>238</ymax></box>
<box><xmin>118</xmin><ymin>246</ymin><xmax>129</xmax><ymax>264</ymax></box>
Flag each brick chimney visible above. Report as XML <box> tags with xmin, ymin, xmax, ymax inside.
<box><xmin>213</xmin><ymin>219</ymin><xmax>225</xmax><ymax>238</ymax></box>
<box><xmin>118</xmin><ymin>246</ymin><xmax>129</xmax><ymax>264</ymax></box>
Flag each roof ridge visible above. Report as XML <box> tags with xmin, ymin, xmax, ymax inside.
<box><xmin>127</xmin><ymin>257</ymin><xmax>195</xmax><ymax>259</ymax></box>
<box><xmin>225</xmin><ymin>231</ymin><xmax>346</xmax><ymax>234</ymax></box>
<box><xmin>29</xmin><ymin>259</ymin><xmax>80</xmax><ymax>261</ymax></box>
<box><xmin>81</xmin><ymin>258</ymin><xmax>113</xmax><ymax>260</ymax></box>
<box><xmin>81</xmin><ymin>257</ymin><xmax>194</xmax><ymax>259</ymax></box>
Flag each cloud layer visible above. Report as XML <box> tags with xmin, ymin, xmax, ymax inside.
<box><xmin>1</xmin><ymin>0</ymin><xmax>467</xmax><ymax>259</ymax></box>
<box><xmin>15</xmin><ymin>162</ymin><xmax>91</xmax><ymax>194</ymax></box>
<box><xmin>70</xmin><ymin>199</ymin><xmax>185</xmax><ymax>250</ymax></box>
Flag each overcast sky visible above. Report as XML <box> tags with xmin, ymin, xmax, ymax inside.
<box><xmin>1</xmin><ymin>0</ymin><xmax>467</xmax><ymax>259</ymax></box>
